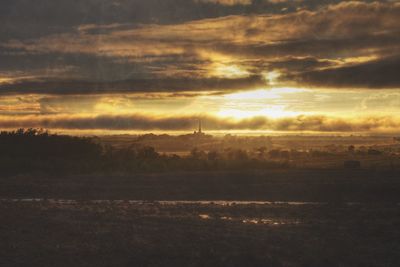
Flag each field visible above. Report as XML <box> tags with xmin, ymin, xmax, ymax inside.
<box><xmin>1</xmin><ymin>169</ymin><xmax>400</xmax><ymax>266</ymax></box>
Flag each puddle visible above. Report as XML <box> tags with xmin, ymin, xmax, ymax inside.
<box><xmin>197</xmin><ymin>214</ymin><xmax>302</xmax><ymax>226</ymax></box>
<box><xmin>241</xmin><ymin>218</ymin><xmax>301</xmax><ymax>225</ymax></box>
<box><xmin>199</xmin><ymin>214</ymin><xmax>211</xmax><ymax>220</ymax></box>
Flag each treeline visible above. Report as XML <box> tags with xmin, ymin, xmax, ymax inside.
<box><xmin>0</xmin><ymin>129</ymin><xmax>102</xmax><ymax>174</ymax></box>
<box><xmin>0</xmin><ymin>129</ymin><xmax>288</xmax><ymax>175</ymax></box>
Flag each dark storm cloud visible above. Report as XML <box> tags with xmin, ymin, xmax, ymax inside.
<box><xmin>0</xmin><ymin>48</ymin><xmax>210</xmax><ymax>82</ymax></box>
<box><xmin>290</xmin><ymin>56</ymin><xmax>400</xmax><ymax>89</ymax></box>
<box><xmin>216</xmin><ymin>32</ymin><xmax>400</xmax><ymax>60</ymax></box>
<box><xmin>0</xmin><ymin>49</ymin><xmax>132</xmax><ymax>77</ymax></box>
<box><xmin>1</xmin><ymin>0</ymin><xmax>386</xmax><ymax>44</ymax></box>
<box><xmin>0</xmin><ymin>75</ymin><xmax>265</xmax><ymax>95</ymax></box>
<box><xmin>1</xmin><ymin>113</ymin><xmax>399</xmax><ymax>132</ymax></box>
<box><xmin>1</xmin><ymin>0</ymin><xmax>400</xmax><ymax>94</ymax></box>
<box><xmin>0</xmin><ymin>0</ymin><xmax>341</xmax><ymax>41</ymax></box>
<box><xmin>268</xmin><ymin>57</ymin><xmax>334</xmax><ymax>73</ymax></box>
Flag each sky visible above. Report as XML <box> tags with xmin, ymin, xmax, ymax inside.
<box><xmin>1</xmin><ymin>0</ymin><xmax>400</xmax><ymax>134</ymax></box>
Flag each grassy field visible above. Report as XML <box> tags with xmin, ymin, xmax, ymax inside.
<box><xmin>1</xmin><ymin>169</ymin><xmax>400</xmax><ymax>202</ymax></box>
<box><xmin>1</xmin><ymin>169</ymin><xmax>400</xmax><ymax>266</ymax></box>
<box><xmin>1</xmin><ymin>200</ymin><xmax>399</xmax><ymax>267</ymax></box>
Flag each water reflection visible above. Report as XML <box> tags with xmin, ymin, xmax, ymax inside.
<box><xmin>0</xmin><ymin>199</ymin><xmax>329</xmax><ymax>206</ymax></box>
<box><xmin>198</xmin><ymin>213</ymin><xmax>301</xmax><ymax>226</ymax></box>
<box><xmin>199</xmin><ymin>214</ymin><xmax>210</xmax><ymax>220</ymax></box>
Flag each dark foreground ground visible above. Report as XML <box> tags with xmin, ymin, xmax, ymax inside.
<box><xmin>1</xmin><ymin>169</ymin><xmax>400</xmax><ymax>266</ymax></box>
<box><xmin>1</xmin><ymin>169</ymin><xmax>400</xmax><ymax>202</ymax></box>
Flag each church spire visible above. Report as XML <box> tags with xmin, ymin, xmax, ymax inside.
<box><xmin>198</xmin><ymin>119</ymin><xmax>202</xmax><ymax>134</ymax></box>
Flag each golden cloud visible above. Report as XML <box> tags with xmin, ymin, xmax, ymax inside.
<box><xmin>1</xmin><ymin>113</ymin><xmax>400</xmax><ymax>133</ymax></box>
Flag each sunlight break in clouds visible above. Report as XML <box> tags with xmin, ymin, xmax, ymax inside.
<box><xmin>212</xmin><ymin>64</ymin><xmax>250</xmax><ymax>78</ymax></box>
<box><xmin>218</xmin><ymin>87</ymin><xmax>307</xmax><ymax>118</ymax></box>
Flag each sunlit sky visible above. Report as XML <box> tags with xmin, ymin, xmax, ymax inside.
<box><xmin>1</xmin><ymin>0</ymin><xmax>400</xmax><ymax>134</ymax></box>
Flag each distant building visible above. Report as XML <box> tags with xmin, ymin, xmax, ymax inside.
<box><xmin>194</xmin><ymin>119</ymin><xmax>205</xmax><ymax>136</ymax></box>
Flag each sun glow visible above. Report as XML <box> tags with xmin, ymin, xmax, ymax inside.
<box><xmin>213</xmin><ymin>64</ymin><xmax>249</xmax><ymax>78</ymax></box>
<box><xmin>217</xmin><ymin>87</ymin><xmax>308</xmax><ymax>119</ymax></box>
<box><xmin>223</xmin><ymin>87</ymin><xmax>308</xmax><ymax>100</ymax></box>
<box><xmin>263</xmin><ymin>71</ymin><xmax>281</xmax><ymax>85</ymax></box>
<box><xmin>217</xmin><ymin>106</ymin><xmax>300</xmax><ymax>119</ymax></box>
<box><xmin>0</xmin><ymin>77</ymin><xmax>13</xmax><ymax>84</ymax></box>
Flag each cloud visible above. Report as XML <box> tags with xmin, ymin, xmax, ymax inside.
<box><xmin>268</xmin><ymin>57</ymin><xmax>334</xmax><ymax>73</ymax></box>
<box><xmin>290</xmin><ymin>56</ymin><xmax>400</xmax><ymax>89</ymax></box>
<box><xmin>195</xmin><ymin>0</ymin><xmax>252</xmax><ymax>5</ymax></box>
<box><xmin>0</xmin><ymin>75</ymin><xmax>266</xmax><ymax>95</ymax></box>
<box><xmin>10</xmin><ymin>2</ymin><xmax>400</xmax><ymax>54</ymax></box>
<box><xmin>0</xmin><ymin>0</ymin><xmax>326</xmax><ymax>42</ymax></box>
<box><xmin>1</xmin><ymin>113</ymin><xmax>400</xmax><ymax>133</ymax></box>
<box><xmin>1</xmin><ymin>1</ymin><xmax>399</xmax><ymax>93</ymax></box>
